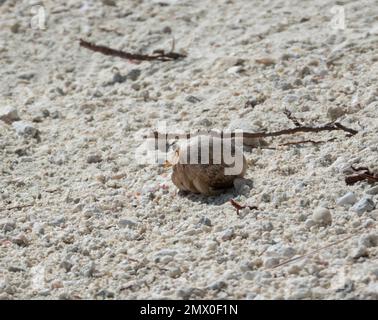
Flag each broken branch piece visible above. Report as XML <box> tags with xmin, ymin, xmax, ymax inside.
<box><xmin>283</xmin><ymin>108</ymin><xmax>302</xmax><ymax>127</ymax></box>
<box><xmin>345</xmin><ymin>166</ymin><xmax>378</xmax><ymax>185</ymax></box>
<box><xmin>149</xmin><ymin>122</ymin><xmax>357</xmax><ymax>144</ymax></box>
<box><xmin>79</xmin><ymin>39</ymin><xmax>186</xmax><ymax>62</ymax></box>
<box><xmin>278</xmin><ymin>138</ymin><xmax>336</xmax><ymax>147</ymax></box>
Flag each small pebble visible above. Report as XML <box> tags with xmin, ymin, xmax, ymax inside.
<box><xmin>168</xmin><ymin>267</ymin><xmax>182</xmax><ymax>278</ymax></box>
<box><xmin>0</xmin><ymin>219</ymin><xmax>16</xmax><ymax>232</ymax></box>
<box><xmin>185</xmin><ymin>95</ymin><xmax>202</xmax><ymax>103</ymax></box>
<box><xmin>233</xmin><ymin>178</ymin><xmax>253</xmax><ymax>195</ymax></box>
<box><xmin>10</xmin><ymin>22</ymin><xmax>21</xmax><ymax>33</ymax></box>
<box><xmin>279</xmin><ymin>81</ymin><xmax>293</xmax><ymax>91</ymax></box>
<box><xmin>118</xmin><ymin>219</ymin><xmax>137</xmax><ymax>228</ymax></box>
<box><xmin>305</xmin><ymin>219</ymin><xmax>316</xmax><ymax>229</ymax></box>
<box><xmin>60</xmin><ymin>260</ymin><xmax>73</xmax><ymax>272</ymax></box>
<box><xmin>8</xmin><ymin>266</ymin><xmax>25</xmax><ymax>272</ymax></box>
<box><xmin>0</xmin><ymin>106</ymin><xmax>20</xmax><ymax>124</ymax></box>
<box><xmin>155</xmin><ymin>249</ymin><xmax>177</xmax><ymax>257</ymax></box>
<box><xmin>261</xmin><ymin>193</ymin><xmax>271</xmax><ymax>202</ymax></box>
<box><xmin>283</xmin><ymin>94</ymin><xmax>298</xmax><ymax>104</ymax></box>
<box><xmin>336</xmin><ymin>192</ymin><xmax>357</xmax><ymax>206</ymax></box>
<box><xmin>365</xmin><ymin>283</ymin><xmax>378</xmax><ymax>299</ymax></box>
<box><xmin>12</xmin><ymin>234</ymin><xmax>29</xmax><ymax>246</ymax></box>
<box><xmin>32</xmin><ymin>222</ymin><xmax>45</xmax><ymax>235</ymax></box>
<box><xmin>351</xmin><ymin>246</ymin><xmax>368</xmax><ymax>259</ymax></box>
<box><xmin>239</xmin><ymin>260</ymin><xmax>253</xmax><ymax>272</ymax></box>
<box><xmin>208</xmin><ymin>280</ymin><xmax>227</xmax><ymax>290</ymax></box>
<box><xmin>244</xmin><ymin>271</ymin><xmax>257</xmax><ymax>280</ymax></box>
<box><xmin>50</xmin><ymin>111</ymin><xmax>61</xmax><ymax>119</ymax></box>
<box><xmin>359</xmin><ymin>233</ymin><xmax>378</xmax><ymax>248</ymax></box>
<box><xmin>160</xmin><ymin>255</ymin><xmax>173</xmax><ymax>264</ymax></box>
<box><xmin>50</xmin><ymin>216</ymin><xmax>65</xmax><ymax>227</ymax></box>
<box><xmin>101</xmin><ymin>0</ymin><xmax>116</xmax><ymax>6</ymax></box>
<box><xmin>352</xmin><ymin>198</ymin><xmax>375</xmax><ymax>215</ymax></box>
<box><xmin>279</xmin><ymin>247</ymin><xmax>296</xmax><ymax>258</ymax></box>
<box><xmin>131</xmin><ymin>83</ymin><xmax>140</xmax><ymax>91</ymax></box>
<box><xmin>96</xmin><ymin>289</ymin><xmax>115</xmax><ymax>298</ymax></box>
<box><xmin>51</xmin><ymin>280</ymin><xmax>63</xmax><ymax>289</ymax></box>
<box><xmin>12</xmin><ymin>121</ymin><xmax>39</xmax><ymax>138</ymax></box>
<box><xmin>18</xmin><ymin>72</ymin><xmax>35</xmax><ymax>80</ymax></box>
<box><xmin>287</xmin><ymin>265</ymin><xmax>301</xmax><ymax>275</ymax></box>
<box><xmin>298</xmin><ymin>66</ymin><xmax>311</xmax><ymax>78</ymax></box>
<box><xmin>162</xmin><ymin>26</ymin><xmax>172</xmax><ymax>34</ymax></box>
<box><xmin>263</xmin><ymin>257</ymin><xmax>280</xmax><ymax>268</ymax></box>
<box><xmin>196</xmin><ymin>118</ymin><xmax>212</xmax><ymax>127</ymax></box>
<box><xmin>198</xmin><ymin>216</ymin><xmax>212</xmax><ymax>227</ymax></box>
<box><xmin>327</xmin><ymin>105</ymin><xmax>346</xmax><ymax>121</ymax></box>
<box><xmin>221</xmin><ymin>228</ymin><xmax>234</xmax><ymax>241</ymax></box>
<box><xmin>366</xmin><ymin>186</ymin><xmax>378</xmax><ymax>195</ymax></box>
<box><xmin>82</xmin><ymin>262</ymin><xmax>96</xmax><ymax>277</ymax></box>
<box><xmin>261</xmin><ymin>221</ymin><xmax>274</xmax><ymax>232</ymax></box>
<box><xmin>112</xmin><ymin>72</ymin><xmax>127</xmax><ymax>84</ymax></box>
<box><xmin>176</xmin><ymin>288</ymin><xmax>194</xmax><ymax>299</ymax></box>
<box><xmin>362</xmin><ymin>219</ymin><xmax>375</xmax><ymax>228</ymax></box>
<box><xmin>86</xmin><ymin>153</ymin><xmax>102</xmax><ymax>164</ymax></box>
<box><xmin>312</xmin><ymin>207</ymin><xmax>332</xmax><ymax>226</ymax></box>
<box><xmin>227</xmin><ymin>66</ymin><xmax>244</xmax><ymax>74</ymax></box>
<box><xmin>41</xmin><ymin>108</ymin><xmax>50</xmax><ymax>118</ymax></box>
<box><xmin>127</xmin><ymin>69</ymin><xmax>141</xmax><ymax>81</ymax></box>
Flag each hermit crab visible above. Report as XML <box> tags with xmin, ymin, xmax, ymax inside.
<box><xmin>168</xmin><ymin>135</ymin><xmax>247</xmax><ymax>195</ymax></box>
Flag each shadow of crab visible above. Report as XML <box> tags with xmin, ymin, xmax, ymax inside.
<box><xmin>176</xmin><ymin>177</ymin><xmax>253</xmax><ymax>205</ymax></box>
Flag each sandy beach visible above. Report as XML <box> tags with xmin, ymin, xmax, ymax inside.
<box><xmin>0</xmin><ymin>0</ymin><xmax>377</xmax><ymax>299</ymax></box>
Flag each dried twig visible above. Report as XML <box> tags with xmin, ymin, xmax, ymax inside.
<box><xmin>283</xmin><ymin>109</ymin><xmax>301</xmax><ymax>127</ymax></box>
<box><xmin>278</xmin><ymin>138</ymin><xmax>336</xmax><ymax>147</ymax></box>
<box><xmin>345</xmin><ymin>166</ymin><xmax>378</xmax><ymax>185</ymax></box>
<box><xmin>351</xmin><ymin>165</ymin><xmax>370</xmax><ymax>172</ymax></box>
<box><xmin>79</xmin><ymin>39</ymin><xmax>186</xmax><ymax>62</ymax></box>
<box><xmin>270</xmin><ymin>234</ymin><xmax>356</xmax><ymax>269</ymax></box>
<box><xmin>149</xmin><ymin>122</ymin><xmax>358</xmax><ymax>142</ymax></box>
<box><xmin>230</xmin><ymin>199</ymin><xmax>258</xmax><ymax>215</ymax></box>
<box><xmin>3</xmin><ymin>204</ymin><xmax>33</xmax><ymax>210</ymax></box>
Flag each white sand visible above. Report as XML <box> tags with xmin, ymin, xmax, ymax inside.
<box><xmin>0</xmin><ymin>0</ymin><xmax>377</xmax><ymax>299</ymax></box>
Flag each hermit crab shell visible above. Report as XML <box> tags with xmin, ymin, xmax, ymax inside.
<box><xmin>171</xmin><ymin>135</ymin><xmax>247</xmax><ymax>195</ymax></box>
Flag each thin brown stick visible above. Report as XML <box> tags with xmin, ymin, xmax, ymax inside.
<box><xmin>242</xmin><ymin>122</ymin><xmax>358</xmax><ymax>138</ymax></box>
<box><xmin>345</xmin><ymin>174</ymin><xmax>378</xmax><ymax>185</ymax></box>
<box><xmin>4</xmin><ymin>204</ymin><xmax>33</xmax><ymax>210</ymax></box>
<box><xmin>345</xmin><ymin>166</ymin><xmax>378</xmax><ymax>185</ymax></box>
<box><xmin>258</xmin><ymin>246</ymin><xmax>269</xmax><ymax>257</ymax></box>
<box><xmin>79</xmin><ymin>39</ymin><xmax>186</xmax><ymax>62</ymax></box>
<box><xmin>283</xmin><ymin>109</ymin><xmax>301</xmax><ymax>127</ymax></box>
<box><xmin>270</xmin><ymin>234</ymin><xmax>356</xmax><ymax>269</ymax></box>
<box><xmin>278</xmin><ymin>138</ymin><xmax>336</xmax><ymax>146</ymax></box>
<box><xmin>351</xmin><ymin>165</ymin><xmax>371</xmax><ymax>172</ymax></box>
<box><xmin>148</xmin><ymin>122</ymin><xmax>358</xmax><ymax>141</ymax></box>
<box><xmin>230</xmin><ymin>199</ymin><xmax>258</xmax><ymax>215</ymax></box>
